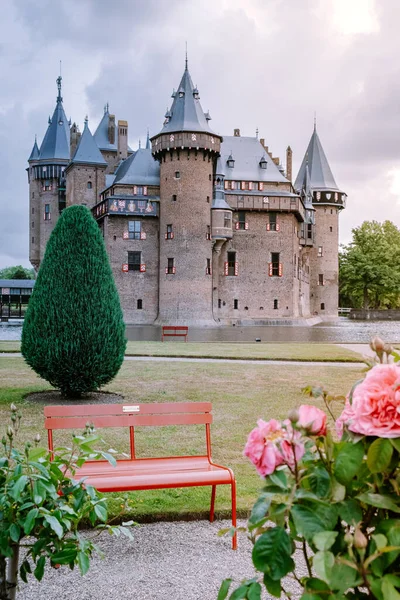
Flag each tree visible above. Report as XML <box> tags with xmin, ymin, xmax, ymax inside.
<box><xmin>339</xmin><ymin>220</ymin><xmax>400</xmax><ymax>309</ymax></box>
<box><xmin>0</xmin><ymin>266</ymin><xmax>35</xmax><ymax>280</ymax></box>
<box><xmin>21</xmin><ymin>205</ymin><xmax>126</xmax><ymax>398</ymax></box>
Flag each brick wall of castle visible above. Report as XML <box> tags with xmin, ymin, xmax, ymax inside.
<box><xmin>66</xmin><ymin>165</ymin><xmax>106</xmax><ymax>208</ymax></box>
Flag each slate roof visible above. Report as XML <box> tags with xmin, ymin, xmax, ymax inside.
<box><xmin>39</xmin><ymin>77</ymin><xmax>70</xmax><ymax>161</ymax></box>
<box><xmin>294</xmin><ymin>126</ymin><xmax>340</xmax><ymax>192</ymax></box>
<box><xmin>113</xmin><ymin>146</ymin><xmax>160</xmax><ymax>186</ymax></box>
<box><xmin>28</xmin><ymin>138</ymin><xmax>40</xmax><ymax>161</ymax></box>
<box><xmin>0</xmin><ymin>279</ymin><xmax>35</xmax><ymax>289</ymax></box>
<box><xmin>157</xmin><ymin>64</ymin><xmax>215</xmax><ymax>135</ymax></box>
<box><xmin>219</xmin><ymin>136</ymin><xmax>288</xmax><ymax>183</ymax></box>
<box><xmin>71</xmin><ymin>119</ymin><xmax>107</xmax><ymax>166</ymax></box>
<box><xmin>93</xmin><ymin>107</ymin><xmax>133</xmax><ymax>153</ymax></box>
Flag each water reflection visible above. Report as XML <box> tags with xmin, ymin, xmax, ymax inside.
<box><xmin>2</xmin><ymin>319</ymin><xmax>399</xmax><ymax>344</ymax></box>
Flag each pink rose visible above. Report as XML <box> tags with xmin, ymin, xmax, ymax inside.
<box><xmin>337</xmin><ymin>364</ymin><xmax>400</xmax><ymax>438</ymax></box>
<box><xmin>336</xmin><ymin>399</ymin><xmax>355</xmax><ymax>438</ymax></box>
<box><xmin>244</xmin><ymin>418</ymin><xmax>305</xmax><ymax>476</ymax></box>
<box><xmin>297</xmin><ymin>404</ymin><xmax>327</xmax><ymax>436</ymax></box>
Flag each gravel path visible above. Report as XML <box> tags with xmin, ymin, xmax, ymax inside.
<box><xmin>18</xmin><ymin>520</ymin><xmax>306</xmax><ymax>600</ymax></box>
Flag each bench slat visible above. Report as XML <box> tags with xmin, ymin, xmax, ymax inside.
<box><xmin>44</xmin><ymin>402</ymin><xmax>211</xmax><ymax>418</ymax></box>
<box><xmin>45</xmin><ymin>412</ymin><xmax>213</xmax><ymax>430</ymax></box>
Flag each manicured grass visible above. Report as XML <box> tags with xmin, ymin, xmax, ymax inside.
<box><xmin>0</xmin><ymin>340</ymin><xmax>362</xmax><ymax>361</ymax></box>
<box><xmin>0</xmin><ymin>355</ymin><xmax>363</xmax><ymax>522</ymax></box>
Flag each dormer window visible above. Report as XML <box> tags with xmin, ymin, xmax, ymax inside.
<box><xmin>178</xmin><ymin>89</ymin><xmax>185</xmax><ymax>98</ymax></box>
<box><xmin>259</xmin><ymin>156</ymin><xmax>268</xmax><ymax>170</ymax></box>
<box><xmin>227</xmin><ymin>155</ymin><xmax>235</xmax><ymax>169</ymax></box>
<box><xmin>193</xmin><ymin>87</ymin><xmax>199</xmax><ymax>99</ymax></box>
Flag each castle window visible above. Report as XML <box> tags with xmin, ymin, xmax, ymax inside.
<box><xmin>32</xmin><ymin>192</ymin><xmax>34</xmax><ymax>199</ymax></box>
<box><xmin>274</xmin><ymin>299</ymin><xmax>278</xmax><ymax>310</ymax></box>
<box><xmin>174</xmin><ymin>171</ymin><xmax>180</xmax><ymax>180</ymax></box>
<box><xmin>318</xmin><ymin>246</ymin><xmax>323</xmax><ymax>257</ymax></box>
<box><xmin>44</xmin><ymin>204</ymin><xmax>51</xmax><ymax>221</ymax></box>
<box><xmin>43</xmin><ymin>180</ymin><xmax>51</xmax><ymax>191</ymax></box>
<box><xmin>207</xmin><ymin>196</ymin><xmax>210</xmax><ymax>203</ymax></box>
<box><xmin>307</xmin><ymin>223</ymin><xmax>313</xmax><ymax>239</ymax></box>
<box><xmin>128</xmin><ymin>221</ymin><xmax>141</xmax><ymax>239</ymax></box>
<box><xmin>31</xmin><ymin>207</ymin><xmax>34</xmax><ymax>214</ymax></box>
<box><xmin>166</xmin><ymin>258</ymin><xmax>175</xmax><ymax>274</ymax></box>
<box><xmin>269</xmin><ymin>253</ymin><xmax>282</xmax><ymax>277</ymax></box>
<box><xmin>136</xmin><ymin>186</ymin><xmax>143</xmax><ymax>195</ymax></box>
<box><xmin>267</xmin><ymin>212</ymin><xmax>279</xmax><ymax>231</ymax></box>
<box><xmin>206</xmin><ymin>225</ymin><xmax>211</xmax><ymax>240</ymax></box>
<box><xmin>218</xmin><ymin>299</ymin><xmax>222</xmax><ymax>309</ymax></box>
<box><xmin>318</xmin><ymin>274</ymin><xmax>324</xmax><ymax>286</ymax></box>
<box><xmin>31</xmin><ymin>237</ymin><xmax>34</xmax><ymax>244</ymax></box>
<box><xmin>224</xmin><ymin>212</ymin><xmax>231</xmax><ymax>228</ymax></box>
<box><xmin>206</xmin><ymin>258</ymin><xmax>211</xmax><ymax>275</ymax></box>
<box><xmin>166</xmin><ymin>224</ymin><xmax>174</xmax><ymax>240</ymax></box>
<box><xmin>330</xmin><ymin>226</ymin><xmax>333</xmax><ymax>232</ymax></box>
<box><xmin>225</xmin><ymin>251</ymin><xmax>238</xmax><ymax>276</ymax></box>
<box><xmin>321</xmin><ymin>303</ymin><xmax>325</xmax><ymax>310</ymax></box>
<box><xmin>87</xmin><ymin>181</ymin><xmax>92</xmax><ymax>189</ymax></box>
<box><xmin>172</xmin><ymin>194</ymin><xmax>177</xmax><ymax>202</ymax></box>
<box><xmin>137</xmin><ymin>299</ymin><xmax>143</xmax><ymax>310</ymax></box>
<box><xmin>234</xmin><ymin>299</ymin><xmax>238</xmax><ymax>310</ymax></box>
<box><xmin>236</xmin><ymin>211</ymin><xmax>247</xmax><ymax>230</ymax></box>
<box><xmin>128</xmin><ymin>251</ymin><xmax>141</xmax><ymax>271</ymax></box>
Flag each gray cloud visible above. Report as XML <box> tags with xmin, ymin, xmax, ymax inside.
<box><xmin>1</xmin><ymin>0</ymin><xmax>399</xmax><ymax>268</ymax></box>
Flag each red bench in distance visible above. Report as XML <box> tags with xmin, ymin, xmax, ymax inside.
<box><xmin>44</xmin><ymin>402</ymin><xmax>237</xmax><ymax>549</ymax></box>
<box><xmin>161</xmin><ymin>326</ymin><xmax>188</xmax><ymax>341</ymax></box>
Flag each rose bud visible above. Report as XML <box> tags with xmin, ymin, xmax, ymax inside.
<box><xmin>297</xmin><ymin>405</ymin><xmax>327</xmax><ymax>436</ymax></box>
<box><xmin>7</xmin><ymin>426</ymin><xmax>14</xmax><ymax>438</ymax></box>
<box><xmin>34</xmin><ymin>433</ymin><xmax>41</xmax><ymax>443</ymax></box>
<box><xmin>287</xmin><ymin>409</ymin><xmax>300</xmax><ymax>424</ymax></box>
<box><xmin>10</xmin><ymin>403</ymin><xmax>17</xmax><ymax>412</ymax></box>
<box><xmin>354</xmin><ymin>528</ymin><xmax>368</xmax><ymax>550</ymax></box>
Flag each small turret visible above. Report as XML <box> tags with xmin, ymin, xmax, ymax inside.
<box><xmin>28</xmin><ymin>136</ymin><xmax>40</xmax><ymax>162</ymax></box>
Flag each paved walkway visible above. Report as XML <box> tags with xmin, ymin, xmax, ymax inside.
<box><xmin>0</xmin><ymin>352</ymin><xmax>364</xmax><ymax>367</ymax></box>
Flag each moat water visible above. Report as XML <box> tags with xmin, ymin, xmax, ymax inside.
<box><xmin>2</xmin><ymin>318</ymin><xmax>400</xmax><ymax>343</ymax></box>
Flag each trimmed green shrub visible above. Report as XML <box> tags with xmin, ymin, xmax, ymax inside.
<box><xmin>22</xmin><ymin>205</ymin><xmax>126</xmax><ymax>397</ymax></box>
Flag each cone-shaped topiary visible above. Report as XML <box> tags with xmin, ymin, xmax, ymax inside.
<box><xmin>22</xmin><ymin>205</ymin><xmax>127</xmax><ymax>398</ymax></box>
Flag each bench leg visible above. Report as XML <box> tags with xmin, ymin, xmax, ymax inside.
<box><xmin>210</xmin><ymin>485</ymin><xmax>216</xmax><ymax>522</ymax></box>
<box><xmin>231</xmin><ymin>479</ymin><xmax>237</xmax><ymax>550</ymax></box>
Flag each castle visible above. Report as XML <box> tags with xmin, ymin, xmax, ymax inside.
<box><xmin>27</xmin><ymin>61</ymin><xmax>347</xmax><ymax>326</ymax></box>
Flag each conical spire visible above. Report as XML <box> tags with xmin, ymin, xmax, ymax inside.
<box><xmin>28</xmin><ymin>135</ymin><xmax>40</xmax><ymax>161</ymax></box>
<box><xmin>157</xmin><ymin>63</ymin><xmax>215</xmax><ymax>135</ymax></box>
<box><xmin>294</xmin><ymin>124</ymin><xmax>339</xmax><ymax>192</ymax></box>
<box><xmin>71</xmin><ymin>118</ymin><xmax>107</xmax><ymax>166</ymax></box>
<box><xmin>39</xmin><ymin>76</ymin><xmax>70</xmax><ymax>160</ymax></box>
<box><xmin>146</xmin><ymin>129</ymin><xmax>151</xmax><ymax>149</ymax></box>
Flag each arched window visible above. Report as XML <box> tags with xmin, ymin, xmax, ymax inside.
<box><xmin>87</xmin><ymin>181</ymin><xmax>92</xmax><ymax>189</ymax></box>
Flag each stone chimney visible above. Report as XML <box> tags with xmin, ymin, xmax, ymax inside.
<box><xmin>286</xmin><ymin>146</ymin><xmax>293</xmax><ymax>182</ymax></box>
<box><xmin>70</xmin><ymin>123</ymin><xmax>81</xmax><ymax>158</ymax></box>
<box><xmin>234</xmin><ymin>128</ymin><xmax>240</xmax><ymax>137</ymax></box>
<box><xmin>108</xmin><ymin>114</ymin><xmax>116</xmax><ymax>145</ymax></box>
<box><xmin>118</xmin><ymin>120</ymin><xmax>128</xmax><ymax>159</ymax></box>
<box><xmin>260</xmin><ymin>138</ymin><xmax>265</xmax><ymax>148</ymax></box>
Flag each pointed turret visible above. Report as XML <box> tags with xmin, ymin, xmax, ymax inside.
<box><xmin>28</xmin><ymin>136</ymin><xmax>40</xmax><ymax>162</ymax></box>
<box><xmin>71</xmin><ymin>118</ymin><xmax>107</xmax><ymax>166</ymax></box>
<box><xmin>155</xmin><ymin>61</ymin><xmax>215</xmax><ymax>135</ymax></box>
<box><xmin>146</xmin><ymin>129</ymin><xmax>151</xmax><ymax>150</ymax></box>
<box><xmin>38</xmin><ymin>76</ymin><xmax>70</xmax><ymax>160</ymax></box>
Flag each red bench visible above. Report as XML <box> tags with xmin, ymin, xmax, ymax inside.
<box><xmin>44</xmin><ymin>402</ymin><xmax>237</xmax><ymax>549</ymax></box>
<box><xmin>161</xmin><ymin>325</ymin><xmax>188</xmax><ymax>341</ymax></box>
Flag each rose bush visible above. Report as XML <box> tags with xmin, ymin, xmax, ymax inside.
<box><xmin>219</xmin><ymin>352</ymin><xmax>400</xmax><ymax>600</ymax></box>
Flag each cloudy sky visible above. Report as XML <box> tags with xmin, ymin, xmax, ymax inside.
<box><xmin>0</xmin><ymin>0</ymin><xmax>399</xmax><ymax>268</ymax></box>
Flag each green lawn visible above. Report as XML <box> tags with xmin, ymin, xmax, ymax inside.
<box><xmin>0</xmin><ymin>355</ymin><xmax>363</xmax><ymax>523</ymax></box>
<box><xmin>0</xmin><ymin>340</ymin><xmax>363</xmax><ymax>361</ymax></box>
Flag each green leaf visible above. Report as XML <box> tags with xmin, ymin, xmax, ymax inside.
<box><xmin>263</xmin><ymin>573</ymin><xmax>281</xmax><ymax>598</ymax></box>
<box><xmin>252</xmin><ymin>527</ymin><xmax>294</xmax><ymax>580</ymax></box>
<box><xmin>11</xmin><ymin>475</ymin><xmax>28</xmax><ymax>500</ymax></box>
<box><xmin>303</xmin><ymin>578</ymin><xmax>331</xmax><ymax>593</ymax></box>
<box><xmin>268</xmin><ymin>470</ymin><xmax>288</xmax><ymax>490</ymax></box>
<box><xmin>9</xmin><ymin>523</ymin><xmax>21</xmax><ymax>543</ymax></box>
<box><xmin>34</xmin><ymin>556</ymin><xmax>46</xmax><ymax>581</ymax></box>
<box><xmin>390</xmin><ymin>438</ymin><xmax>400</xmax><ymax>453</ymax></box>
<box><xmin>217</xmin><ymin>578</ymin><xmax>232</xmax><ymax>600</ymax></box>
<box><xmin>229</xmin><ymin>585</ymin><xmax>248</xmax><ymax>599</ymax></box>
<box><xmin>331</xmin><ymin>479</ymin><xmax>346</xmax><ymax>502</ymax></box>
<box><xmin>94</xmin><ymin>503</ymin><xmax>107</xmax><ymax>522</ymax></box>
<box><xmin>291</xmin><ymin>503</ymin><xmax>338</xmax><ymax>542</ymax></box>
<box><xmin>334</xmin><ymin>442</ymin><xmax>364</xmax><ymax>485</ymax></box>
<box><xmin>51</xmin><ymin>548</ymin><xmax>78</xmax><ymax>565</ymax></box>
<box><xmin>28</xmin><ymin>447</ymin><xmax>47</xmax><ymax>461</ymax></box>
<box><xmin>313</xmin><ymin>531</ymin><xmax>338</xmax><ymax>552</ymax></box>
<box><xmin>309</xmin><ymin>466</ymin><xmax>331</xmax><ymax>498</ymax></box>
<box><xmin>312</xmin><ymin>551</ymin><xmax>334</xmax><ymax>583</ymax></box>
<box><xmin>247</xmin><ymin>582</ymin><xmax>262</xmax><ymax>600</ymax></box>
<box><xmin>100</xmin><ymin>451</ymin><xmax>117</xmax><ymax>467</ymax></box>
<box><xmin>44</xmin><ymin>514</ymin><xmax>64</xmax><ymax>539</ymax></box>
<box><xmin>357</xmin><ymin>493</ymin><xmax>400</xmax><ymax>513</ymax></box>
<box><xmin>381</xmin><ymin>579</ymin><xmax>400</xmax><ymax>600</ymax></box>
<box><xmin>367</xmin><ymin>438</ymin><xmax>393</xmax><ymax>473</ymax></box>
<box><xmin>338</xmin><ymin>499</ymin><xmax>363</xmax><ymax>525</ymax></box>
<box><xmin>372</xmin><ymin>534</ymin><xmax>388</xmax><ymax>550</ymax></box>
<box><xmin>329</xmin><ymin>561</ymin><xmax>363</xmax><ymax>593</ymax></box>
<box><xmin>249</xmin><ymin>495</ymin><xmax>271</xmax><ymax>525</ymax></box>
<box><xmin>77</xmin><ymin>551</ymin><xmax>90</xmax><ymax>575</ymax></box>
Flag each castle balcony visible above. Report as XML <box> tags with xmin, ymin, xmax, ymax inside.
<box><xmin>226</xmin><ymin>192</ymin><xmax>305</xmax><ymax>222</ymax></box>
<box><xmin>92</xmin><ymin>196</ymin><xmax>159</xmax><ymax>221</ymax></box>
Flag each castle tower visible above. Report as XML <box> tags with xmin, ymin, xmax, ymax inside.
<box><xmin>151</xmin><ymin>59</ymin><xmax>222</xmax><ymax>325</ymax></box>
<box><xmin>65</xmin><ymin>117</ymin><xmax>107</xmax><ymax>208</ymax></box>
<box><xmin>294</xmin><ymin>124</ymin><xmax>347</xmax><ymax>318</ymax></box>
<box><xmin>27</xmin><ymin>76</ymin><xmax>70</xmax><ymax>270</ymax></box>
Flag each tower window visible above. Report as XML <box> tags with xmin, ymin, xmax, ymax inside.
<box><xmin>137</xmin><ymin>299</ymin><xmax>143</xmax><ymax>310</ymax></box>
<box><xmin>31</xmin><ymin>237</ymin><xmax>34</xmax><ymax>244</ymax></box>
<box><xmin>236</xmin><ymin>211</ymin><xmax>246</xmax><ymax>230</ymax></box>
<box><xmin>31</xmin><ymin>207</ymin><xmax>34</xmax><ymax>214</ymax></box>
<box><xmin>32</xmin><ymin>192</ymin><xmax>34</xmax><ymax>199</ymax></box>
<box><xmin>267</xmin><ymin>212</ymin><xmax>278</xmax><ymax>231</ymax></box>
<box><xmin>128</xmin><ymin>221</ymin><xmax>141</xmax><ymax>239</ymax></box>
<box><xmin>321</xmin><ymin>303</ymin><xmax>325</xmax><ymax>310</ymax></box>
<box><xmin>166</xmin><ymin>258</ymin><xmax>175</xmax><ymax>274</ymax></box>
<box><xmin>206</xmin><ymin>225</ymin><xmax>211</xmax><ymax>240</ymax></box>
<box><xmin>174</xmin><ymin>171</ymin><xmax>180</xmax><ymax>179</ymax></box>
<box><xmin>44</xmin><ymin>204</ymin><xmax>51</xmax><ymax>221</ymax></box>
<box><xmin>330</xmin><ymin>226</ymin><xmax>333</xmax><ymax>232</ymax></box>
<box><xmin>206</xmin><ymin>258</ymin><xmax>211</xmax><ymax>275</ymax></box>
<box><xmin>87</xmin><ymin>181</ymin><xmax>92</xmax><ymax>189</ymax></box>
<box><xmin>224</xmin><ymin>212</ymin><xmax>231</xmax><ymax>228</ymax></box>
<box><xmin>207</xmin><ymin>196</ymin><xmax>210</xmax><ymax>203</ymax></box>
<box><xmin>270</xmin><ymin>253</ymin><xmax>280</xmax><ymax>276</ymax></box>
<box><xmin>166</xmin><ymin>224</ymin><xmax>174</xmax><ymax>239</ymax></box>
<box><xmin>172</xmin><ymin>194</ymin><xmax>177</xmax><ymax>202</ymax></box>
<box><xmin>218</xmin><ymin>299</ymin><xmax>222</xmax><ymax>308</ymax></box>
<box><xmin>274</xmin><ymin>299</ymin><xmax>278</xmax><ymax>310</ymax></box>
<box><xmin>128</xmin><ymin>251</ymin><xmax>141</xmax><ymax>271</ymax></box>
<box><xmin>307</xmin><ymin>223</ymin><xmax>313</xmax><ymax>239</ymax></box>
<box><xmin>43</xmin><ymin>180</ymin><xmax>51</xmax><ymax>191</ymax></box>
<box><xmin>227</xmin><ymin>252</ymin><xmax>237</xmax><ymax>276</ymax></box>
<box><xmin>318</xmin><ymin>246</ymin><xmax>323</xmax><ymax>257</ymax></box>
<box><xmin>318</xmin><ymin>274</ymin><xmax>324</xmax><ymax>286</ymax></box>
<box><xmin>234</xmin><ymin>299</ymin><xmax>238</xmax><ymax>310</ymax></box>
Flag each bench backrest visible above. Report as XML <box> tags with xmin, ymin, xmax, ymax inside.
<box><xmin>44</xmin><ymin>402</ymin><xmax>212</xmax><ymax>459</ymax></box>
<box><xmin>162</xmin><ymin>326</ymin><xmax>188</xmax><ymax>332</ymax></box>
